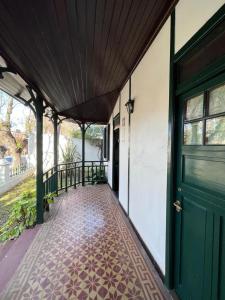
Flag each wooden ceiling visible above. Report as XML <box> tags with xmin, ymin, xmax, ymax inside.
<box><xmin>0</xmin><ymin>0</ymin><xmax>176</xmax><ymax>123</ymax></box>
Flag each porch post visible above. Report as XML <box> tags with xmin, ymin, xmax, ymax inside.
<box><xmin>36</xmin><ymin>98</ymin><xmax>44</xmax><ymax>224</ymax></box>
<box><xmin>81</xmin><ymin>123</ymin><xmax>85</xmax><ymax>186</ymax></box>
<box><xmin>53</xmin><ymin>114</ymin><xmax>58</xmax><ymax>194</ymax></box>
<box><xmin>165</xmin><ymin>10</ymin><xmax>176</xmax><ymax>289</ymax></box>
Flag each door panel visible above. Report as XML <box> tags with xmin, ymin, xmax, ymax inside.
<box><xmin>174</xmin><ymin>80</ymin><xmax>225</xmax><ymax>300</ymax></box>
<box><xmin>175</xmin><ymin>194</ymin><xmax>209</xmax><ymax>300</ymax></box>
<box><xmin>216</xmin><ymin>215</ymin><xmax>225</xmax><ymax>300</ymax></box>
<box><xmin>183</xmin><ymin>155</ymin><xmax>225</xmax><ymax>195</ymax></box>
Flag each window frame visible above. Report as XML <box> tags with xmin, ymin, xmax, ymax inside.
<box><xmin>183</xmin><ymin>82</ymin><xmax>225</xmax><ymax>145</ymax></box>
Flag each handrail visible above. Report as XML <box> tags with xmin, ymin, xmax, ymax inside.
<box><xmin>43</xmin><ymin>160</ymin><xmax>108</xmax><ymax>200</ymax></box>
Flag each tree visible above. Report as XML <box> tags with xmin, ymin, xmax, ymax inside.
<box><xmin>0</xmin><ymin>96</ymin><xmax>27</xmax><ymax>167</ymax></box>
<box><xmin>0</xmin><ymin>145</ymin><xmax>7</xmax><ymax>159</ymax></box>
<box><xmin>25</xmin><ymin>111</ymin><xmax>35</xmax><ymax>134</ymax></box>
<box><xmin>25</xmin><ymin>113</ymin><xmax>53</xmax><ymax>135</ymax></box>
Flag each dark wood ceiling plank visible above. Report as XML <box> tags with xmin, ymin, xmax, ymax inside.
<box><xmin>0</xmin><ymin>0</ymin><xmax>70</xmax><ymax>109</ymax></box>
<box><xmin>108</xmin><ymin>0</ymin><xmax>155</xmax><ymax>92</ymax></box>
<box><xmin>92</xmin><ymin>0</ymin><xmax>107</xmax><ymax>97</ymax></box>
<box><xmin>102</xmin><ymin>0</ymin><xmax>134</xmax><ymax>92</ymax></box>
<box><xmin>100</xmin><ymin>0</ymin><xmax>125</xmax><ymax>93</ymax></box>
<box><xmin>53</xmin><ymin>0</ymin><xmax>80</xmax><ymax>107</ymax></box>
<box><xmin>125</xmin><ymin>0</ymin><xmax>163</xmax><ymax>68</ymax></box>
<box><xmin>0</xmin><ymin>0</ymin><xmax>177</xmax><ymax>122</ymax></box>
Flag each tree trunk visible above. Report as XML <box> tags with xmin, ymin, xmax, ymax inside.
<box><xmin>0</xmin><ymin>129</ymin><xmax>21</xmax><ymax>166</ymax></box>
<box><xmin>0</xmin><ymin>97</ymin><xmax>21</xmax><ymax>167</ymax></box>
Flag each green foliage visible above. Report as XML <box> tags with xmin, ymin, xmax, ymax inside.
<box><xmin>86</xmin><ymin>125</ymin><xmax>104</xmax><ymax>139</ymax></box>
<box><xmin>60</xmin><ymin>140</ymin><xmax>81</xmax><ymax>163</ymax></box>
<box><xmin>71</xmin><ymin>125</ymin><xmax>104</xmax><ymax>140</ymax></box>
<box><xmin>44</xmin><ymin>192</ymin><xmax>57</xmax><ymax>204</ymax></box>
<box><xmin>0</xmin><ymin>189</ymin><xmax>36</xmax><ymax>242</ymax></box>
<box><xmin>71</xmin><ymin>130</ymin><xmax>81</xmax><ymax>139</ymax></box>
<box><xmin>15</xmin><ymin>140</ymin><xmax>23</xmax><ymax>151</ymax></box>
<box><xmin>92</xmin><ymin>166</ymin><xmax>107</xmax><ymax>184</ymax></box>
<box><xmin>0</xmin><ymin>177</ymin><xmax>35</xmax><ymax>228</ymax></box>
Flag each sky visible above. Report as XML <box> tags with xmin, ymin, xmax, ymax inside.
<box><xmin>0</xmin><ymin>90</ymin><xmax>32</xmax><ymax>132</ymax></box>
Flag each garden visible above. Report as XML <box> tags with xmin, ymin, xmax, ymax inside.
<box><xmin>0</xmin><ymin>176</ymin><xmax>36</xmax><ymax>242</ymax></box>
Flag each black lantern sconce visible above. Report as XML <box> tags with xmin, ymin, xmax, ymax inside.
<box><xmin>125</xmin><ymin>99</ymin><xmax>135</xmax><ymax>114</ymax></box>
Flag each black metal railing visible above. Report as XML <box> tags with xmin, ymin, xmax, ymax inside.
<box><xmin>43</xmin><ymin>165</ymin><xmax>58</xmax><ymax>196</ymax></box>
<box><xmin>43</xmin><ymin>161</ymin><xmax>108</xmax><ymax>198</ymax></box>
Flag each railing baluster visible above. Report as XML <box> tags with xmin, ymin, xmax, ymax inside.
<box><xmin>70</xmin><ymin>167</ymin><xmax>72</xmax><ymax>187</ymax></box>
<box><xmin>46</xmin><ymin>172</ymin><xmax>49</xmax><ymax>194</ymax></box>
<box><xmin>78</xmin><ymin>165</ymin><xmax>80</xmax><ymax>184</ymax></box>
<box><xmin>65</xmin><ymin>164</ymin><xmax>68</xmax><ymax>192</ymax></box>
<box><xmin>92</xmin><ymin>162</ymin><xmax>94</xmax><ymax>185</ymax></box>
<box><xmin>74</xmin><ymin>163</ymin><xmax>77</xmax><ymax>189</ymax></box>
<box><xmin>100</xmin><ymin>161</ymin><xmax>103</xmax><ymax>182</ymax></box>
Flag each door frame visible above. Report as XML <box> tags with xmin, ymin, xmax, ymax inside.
<box><xmin>112</xmin><ymin>113</ymin><xmax>120</xmax><ymax>192</ymax></box>
<box><xmin>165</xmin><ymin>4</ymin><xmax>225</xmax><ymax>289</ymax></box>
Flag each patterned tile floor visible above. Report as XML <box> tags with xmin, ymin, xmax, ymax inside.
<box><xmin>1</xmin><ymin>185</ymin><xmax>170</xmax><ymax>300</ymax></box>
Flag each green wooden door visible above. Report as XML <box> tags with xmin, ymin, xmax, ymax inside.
<box><xmin>174</xmin><ymin>78</ymin><xmax>225</xmax><ymax>300</ymax></box>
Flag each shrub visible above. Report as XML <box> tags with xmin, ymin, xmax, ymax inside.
<box><xmin>60</xmin><ymin>140</ymin><xmax>81</xmax><ymax>163</ymax></box>
<box><xmin>92</xmin><ymin>166</ymin><xmax>107</xmax><ymax>184</ymax></box>
<box><xmin>0</xmin><ymin>189</ymin><xmax>36</xmax><ymax>242</ymax></box>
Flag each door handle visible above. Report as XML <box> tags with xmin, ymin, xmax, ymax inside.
<box><xmin>173</xmin><ymin>200</ymin><xmax>182</xmax><ymax>212</ymax></box>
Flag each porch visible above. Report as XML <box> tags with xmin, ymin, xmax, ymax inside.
<box><xmin>1</xmin><ymin>1</ymin><xmax>225</xmax><ymax>299</ymax></box>
<box><xmin>0</xmin><ymin>184</ymin><xmax>169</xmax><ymax>300</ymax></box>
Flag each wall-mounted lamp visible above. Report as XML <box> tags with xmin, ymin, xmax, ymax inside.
<box><xmin>125</xmin><ymin>99</ymin><xmax>135</xmax><ymax>114</ymax></box>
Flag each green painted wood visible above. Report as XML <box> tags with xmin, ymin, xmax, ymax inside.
<box><xmin>35</xmin><ymin>98</ymin><xmax>44</xmax><ymax>224</ymax></box>
<box><xmin>165</xmin><ymin>10</ymin><xmax>176</xmax><ymax>289</ymax></box>
<box><xmin>174</xmin><ymin>4</ymin><xmax>225</xmax><ymax>63</ymax></box>
<box><xmin>167</xmin><ymin>5</ymin><xmax>225</xmax><ymax>295</ymax></box>
<box><xmin>174</xmin><ymin>78</ymin><xmax>225</xmax><ymax>300</ymax></box>
<box><xmin>81</xmin><ymin>124</ymin><xmax>85</xmax><ymax>187</ymax></box>
<box><xmin>174</xmin><ymin>5</ymin><xmax>225</xmax><ymax>97</ymax></box>
<box><xmin>53</xmin><ymin>114</ymin><xmax>58</xmax><ymax>194</ymax></box>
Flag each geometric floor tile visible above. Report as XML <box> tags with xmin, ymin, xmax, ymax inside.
<box><xmin>1</xmin><ymin>185</ymin><xmax>169</xmax><ymax>300</ymax></box>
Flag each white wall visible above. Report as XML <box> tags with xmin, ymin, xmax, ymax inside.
<box><xmin>129</xmin><ymin>19</ymin><xmax>170</xmax><ymax>274</ymax></box>
<box><xmin>28</xmin><ymin>133</ymin><xmax>101</xmax><ymax>172</ymax></box>
<box><xmin>107</xmin><ymin>99</ymin><xmax>120</xmax><ymax>187</ymax></box>
<box><xmin>119</xmin><ymin>83</ymin><xmax>129</xmax><ymax>213</ymax></box>
<box><xmin>108</xmin><ymin>19</ymin><xmax>170</xmax><ymax>274</ymax></box>
<box><xmin>0</xmin><ymin>168</ymin><xmax>34</xmax><ymax>197</ymax></box>
<box><xmin>107</xmin><ymin>116</ymin><xmax>113</xmax><ymax>187</ymax></box>
<box><xmin>175</xmin><ymin>0</ymin><xmax>224</xmax><ymax>52</ymax></box>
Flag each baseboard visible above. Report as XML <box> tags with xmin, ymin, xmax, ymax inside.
<box><xmin>108</xmin><ymin>183</ymin><xmax>165</xmax><ymax>283</ymax></box>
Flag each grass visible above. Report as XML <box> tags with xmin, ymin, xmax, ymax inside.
<box><xmin>0</xmin><ymin>176</ymin><xmax>35</xmax><ymax>228</ymax></box>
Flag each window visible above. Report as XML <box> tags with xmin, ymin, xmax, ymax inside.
<box><xmin>209</xmin><ymin>84</ymin><xmax>225</xmax><ymax>115</ymax></box>
<box><xmin>206</xmin><ymin>117</ymin><xmax>225</xmax><ymax>144</ymax></box>
<box><xmin>184</xmin><ymin>121</ymin><xmax>203</xmax><ymax>145</ymax></box>
<box><xmin>183</xmin><ymin>83</ymin><xmax>225</xmax><ymax>145</ymax></box>
<box><xmin>186</xmin><ymin>94</ymin><xmax>204</xmax><ymax>120</ymax></box>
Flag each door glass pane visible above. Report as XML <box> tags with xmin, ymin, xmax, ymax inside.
<box><xmin>184</xmin><ymin>121</ymin><xmax>203</xmax><ymax>145</ymax></box>
<box><xmin>209</xmin><ymin>84</ymin><xmax>225</xmax><ymax>115</ymax></box>
<box><xmin>206</xmin><ymin>116</ymin><xmax>225</xmax><ymax>144</ymax></box>
<box><xmin>186</xmin><ymin>94</ymin><xmax>204</xmax><ymax>120</ymax></box>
